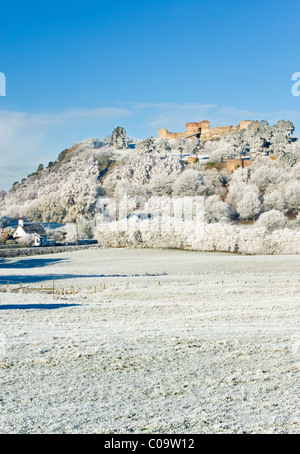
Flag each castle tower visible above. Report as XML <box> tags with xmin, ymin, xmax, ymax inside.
<box><xmin>185</xmin><ymin>122</ymin><xmax>202</xmax><ymax>135</ymax></box>
<box><xmin>238</xmin><ymin>120</ymin><xmax>259</xmax><ymax>132</ymax></box>
<box><xmin>199</xmin><ymin>120</ymin><xmax>210</xmax><ymax>132</ymax></box>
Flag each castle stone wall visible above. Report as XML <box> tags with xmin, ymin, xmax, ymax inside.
<box><xmin>226</xmin><ymin>158</ymin><xmax>254</xmax><ymax>172</ymax></box>
<box><xmin>158</xmin><ymin>119</ymin><xmax>260</xmax><ymax>141</ymax></box>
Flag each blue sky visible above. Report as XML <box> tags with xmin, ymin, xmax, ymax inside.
<box><xmin>0</xmin><ymin>0</ymin><xmax>300</xmax><ymax>189</ymax></box>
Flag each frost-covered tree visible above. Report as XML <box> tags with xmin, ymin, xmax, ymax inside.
<box><xmin>2</xmin><ymin>226</ymin><xmax>14</xmax><ymax>239</ymax></box>
<box><xmin>273</xmin><ymin>120</ymin><xmax>295</xmax><ymax>137</ymax></box>
<box><xmin>226</xmin><ymin>181</ymin><xmax>259</xmax><ymax>215</ymax></box>
<box><xmin>270</xmin><ymin>131</ymin><xmax>289</xmax><ymax>155</ymax></box>
<box><xmin>64</xmin><ymin>224</ymin><xmax>78</xmax><ymax>244</ymax></box>
<box><xmin>265</xmin><ymin>121</ymin><xmax>295</xmax><ymax>156</ymax></box>
<box><xmin>250</xmin><ymin>163</ymin><xmax>286</xmax><ymax>194</ymax></box>
<box><xmin>279</xmin><ymin>150</ymin><xmax>297</xmax><ymax>167</ymax></box>
<box><xmin>220</xmin><ymin>131</ymin><xmax>243</xmax><ymax>156</ymax></box>
<box><xmin>263</xmin><ymin>189</ymin><xmax>286</xmax><ymax>212</ymax></box>
<box><xmin>175</xmin><ymin>138</ymin><xmax>186</xmax><ymax>159</ymax></box>
<box><xmin>0</xmin><ymin>217</ymin><xmax>9</xmax><ymax>229</ymax></box>
<box><xmin>202</xmin><ymin>140</ymin><xmax>220</xmax><ymax>156</ymax></box>
<box><xmin>258</xmin><ymin>120</ymin><xmax>272</xmax><ymax>143</ymax></box>
<box><xmin>279</xmin><ymin>141</ymin><xmax>300</xmax><ymax>167</ymax></box>
<box><xmin>156</xmin><ymin>138</ymin><xmax>171</xmax><ymax>156</ymax></box>
<box><xmin>216</xmin><ymin>120</ymin><xmax>295</xmax><ymax>159</ymax></box>
<box><xmin>112</xmin><ymin>126</ymin><xmax>127</xmax><ymax>149</ymax></box>
<box><xmin>256</xmin><ymin>210</ymin><xmax>288</xmax><ymax>232</ymax></box>
<box><xmin>188</xmin><ymin>137</ymin><xmax>201</xmax><ymax>158</ymax></box>
<box><xmin>0</xmin><ymin>154</ymin><xmax>102</xmax><ymax>223</ymax></box>
<box><xmin>204</xmin><ymin>169</ymin><xmax>227</xmax><ymax>197</ymax></box>
<box><xmin>284</xmin><ymin>181</ymin><xmax>300</xmax><ymax>213</ymax></box>
<box><xmin>79</xmin><ymin>219</ymin><xmax>95</xmax><ymax>239</ymax></box>
<box><xmin>114</xmin><ymin>179</ymin><xmax>150</xmax><ymax>213</ymax></box>
<box><xmin>287</xmin><ymin>141</ymin><xmax>300</xmax><ymax>159</ymax></box>
<box><xmin>103</xmin><ymin>154</ymin><xmax>184</xmax><ymax>196</ymax></box>
<box><xmin>204</xmin><ymin>195</ymin><xmax>231</xmax><ymax>223</ymax></box>
<box><xmin>149</xmin><ymin>174</ymin><xmax>174</xmax><ymax>196</ymax></box>
<box><xmin>230</xmin><ymin>166</ymin><xmax>251</xmax><ymax>185</ymax></box>
<box><xmin>135</xmin><ymin>137</ymin><xmax>155</xmax><ymax>155</ymax></box>
<box><xmin>173</xmin><ymin>170</ymin><xmax>205</xmax><ymax>196</ymax></box>
<box><xmin>240</xmin><ymin>128</ymin><xmax>264</xmax><ymax>157</ymax></box>
<box><xmin>236</xmin><ymin>191</ymin><xmax>262</xmax><ymax>221</ymax></box>
<box><xmin>103</xmin><ymin>134</ymin><xmax>113</xmax><ymax>146</ymax></box>
<box><xmin>28</xmin><ymin>207</ymin><xmax>43</xmax><ymax>222</ymax></box>
<box><xmin>209</xmin><ymin>141</ymin><xmax>237</xmax><ymax>163</ymax></box>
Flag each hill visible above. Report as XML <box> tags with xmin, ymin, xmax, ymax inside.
<box><xmin>1</xmin><ymin>120</ymin><xmax>300</xmax><ymax>248</ymax></box>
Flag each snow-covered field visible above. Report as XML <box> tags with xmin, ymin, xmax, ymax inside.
<box><xmin>1</xmin><ymin>248</ymin><xmax>300</xmax><ymax>434</ymax></box>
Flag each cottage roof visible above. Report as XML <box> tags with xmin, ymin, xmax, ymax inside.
<box><xmin>22</xmin><ymin>224</ymin><xmax>47</xmax><ymax>236</ymax></box>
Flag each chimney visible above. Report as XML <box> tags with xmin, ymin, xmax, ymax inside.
<box><xmin>18</xmin><ymin>218</ymin><xmax>24</xmax><ymax>227</ymax></box>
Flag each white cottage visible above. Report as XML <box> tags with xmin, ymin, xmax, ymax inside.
<box><xmin>13</xmin><ymin>219</ymin><xmax>48</xmax><ymax>246</ymax></box>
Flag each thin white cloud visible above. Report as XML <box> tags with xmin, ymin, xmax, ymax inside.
<box><xmin>0</xmin><ymin>107</ymin><xmax>132</xmax><ymax>127</ymax></box>
<box><xmin>35</xmin><ymin>107</ymin><xmax>132</xmax><ymax>125</ymax></box>
<box><xmin>0</xmin><ymin>106</ymin><xmax>132</xmax><ymax>190</ymax></box>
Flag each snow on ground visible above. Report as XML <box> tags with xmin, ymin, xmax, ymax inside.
<box><xmin>0</xmin><ymin>248</ymin><xmax>300</xmax><ymax>433</ymax></box>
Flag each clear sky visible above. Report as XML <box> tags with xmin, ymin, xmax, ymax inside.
<box><xmin>0</xmin><ymin>0</ymin><xmax>300</xmax><ymax>189</ymax></box>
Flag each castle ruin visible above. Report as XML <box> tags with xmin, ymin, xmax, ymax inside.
<box><xmin>158</xmin><ymin>120</ymin><xmax>259</xmax><ymax>141</ymax></box>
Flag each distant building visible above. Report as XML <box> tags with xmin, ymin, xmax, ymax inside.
<box><xmin>226</xmin><ymin>158</ymin><xmax>253</xmax><ymax>172</ymax></box>
<box><xmin>45</xmin><ymin>224</ymin><xmax>67</xmax><ymax>243</ymax></box>
<box><xmin>158</xmin><ymin>120</ymin><xmax>259</xmax><ymax>141</ymax></box>
<box><xmin>13</xmin><ymin>218</ymin><xmax>48</xmax><ymax>246</ymax></box>
<box><xmin>226</xmin><ymin>155</ymin><xmax>277</xmax><ymax>172</ymax></box>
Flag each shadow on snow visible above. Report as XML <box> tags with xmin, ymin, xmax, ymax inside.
<box><xmin>0</xmin><ymin>303</ymin><xmax>81</xmax><ymax>310</ymax></box>
<box><xmin>0</xmin><ymin>273</ymin><xmax>168</xmax><ymax>285</ymax></box>
<box><xmin>0</xmin><ymin>258</ymin><xmax>68</xmax><ymax>269</ymax></box>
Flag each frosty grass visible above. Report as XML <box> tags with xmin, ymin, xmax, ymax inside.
<box><xmin>0</xmin><ymin>248</ymin><xmax>300</xmax><ymax>433</ymax></box>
